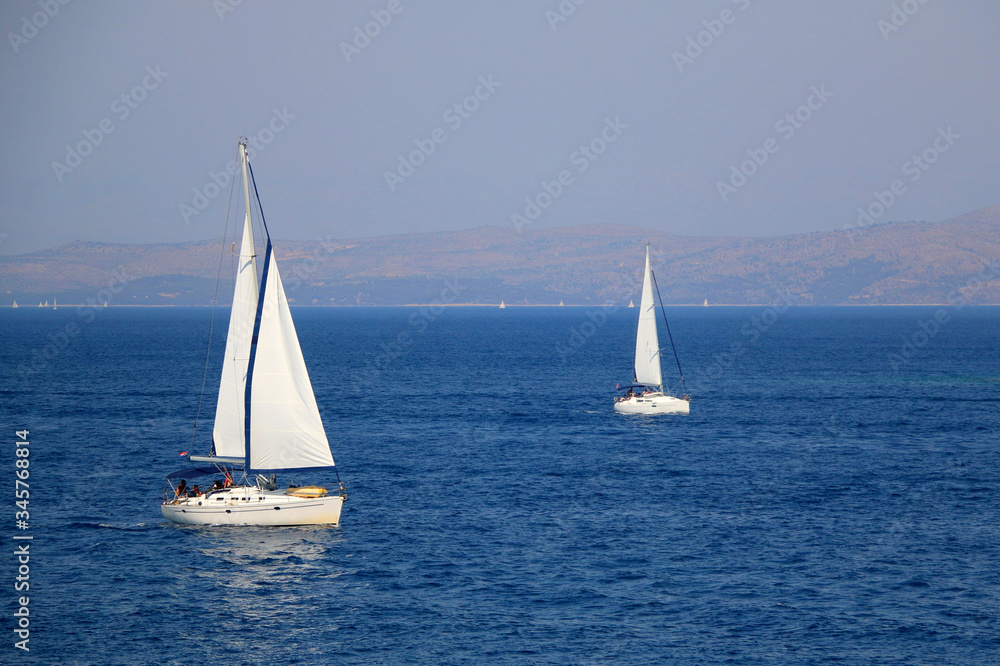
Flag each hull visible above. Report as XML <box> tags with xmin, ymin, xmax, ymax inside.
<box><xmin>162</xmin><ymin>486</ymin><xmax>344</xmax><ymax>526</ymax></box>
<box><xmin>614</xmin><ymin>393</ymin><xmax>690</xmax><ymax>415</ymax></box>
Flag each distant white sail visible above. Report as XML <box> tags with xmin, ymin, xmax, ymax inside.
<box><xmin>633</xmin><ymin>246</ymin><xmax>662</xmax><ymax>388</ymax></box>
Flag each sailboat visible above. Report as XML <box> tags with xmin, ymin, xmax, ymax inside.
<box><xmin>499</xmin><ymin>300</ymin><xmax>506</xmax><ymax>309</ymax></box>
<box><xmin>558</xmin><ymin>300</ymin><xmax>565</xmax><ymax>306</ymax></box>
<box><xmin>627</xmin><ymin>299</ymin><xmax>634</xmax><ymax>308</ymax></box>
<box><xmin>53</xmin><ymin>298</ymin><xmax>57</xmax><ymax>310</ymax></box>
<box><xmin>11</xmin><ymin>301</ymin><xmax>17</xmax><ymax>308</ymax></box>
<box><xmin>614</xmin><ymin>246</ymin><xmax>690</xmax><ymax>415</ymax></box>
<box><xmin>162</xmin><ymin>139</ymin><xmax>346</xmax><ymax>526</ymax></box>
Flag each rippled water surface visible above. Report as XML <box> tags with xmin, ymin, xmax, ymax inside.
<box><xmin>2</xmin><ymin>306</ymin><xmax>998</xmax><ymax>663</ymax></box>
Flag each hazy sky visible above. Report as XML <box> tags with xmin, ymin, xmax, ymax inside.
<box><xmin>1</xmin><ymin>1</ymin><xmax>998</xmax><ymax>255</ymax></box>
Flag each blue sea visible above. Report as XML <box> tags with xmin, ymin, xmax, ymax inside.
<box><xmin>1</xmin><ymin>305</ymin><xmax>998</xmax><ymax>664</ymax></box>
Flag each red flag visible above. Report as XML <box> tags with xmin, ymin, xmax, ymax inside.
<box><xmin>180</xmin><ymin>451</ymin><xmax>188</xmax><ymax>456</ymax></box>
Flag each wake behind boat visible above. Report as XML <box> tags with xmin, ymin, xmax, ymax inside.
<box><xmin>614</xmin><ymin>245</ymin><xmax>690</xmax><ymax>415</ymax></box>
<box><xmin>162</xmin><ymin>140</ymin><xmax>346</xmax><ymax>526</ymax></box>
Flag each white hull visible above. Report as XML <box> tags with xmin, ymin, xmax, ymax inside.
<box><xmin>161</xmin><ymin>486</ymin><xmax>344</xmax><ymax>526</ymax></box>
<box><xmin>614</xmin><ymin>393</ymin><xmax>690</xmax><ymax>414</ymax></box>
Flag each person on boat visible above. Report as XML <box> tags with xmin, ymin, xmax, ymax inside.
<box><xmin>212</xmin><ymin>480</ymin><xmax>224</xmax><ymax>491</ymax></box>
<box><xmin>175</xmin><ymin>480</ymin><xmax>187</xmax><ymax>498</ymax></box>
<box><xmin>225</xmin><ymin>470</ymin><xmax>234</xmax><ymax>487</ymax></box>
<box><xmin>189</xmin><ymin>484</ymin><xmax>202</xmax><ymax>498</ymax></box>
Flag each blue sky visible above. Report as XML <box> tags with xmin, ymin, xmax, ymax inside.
<box><xmin>1</xmin><ymin>1</ymin><xmax>998</xmax><ymax>254</ymax></box>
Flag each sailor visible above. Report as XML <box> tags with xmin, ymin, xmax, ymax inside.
<box><xmin>175</xmin><ymin>480</ymin><xmax>188</xmax><ymax>498</ymax></box>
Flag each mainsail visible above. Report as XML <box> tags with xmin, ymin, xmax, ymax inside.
<box><xmin>633</xmin><ymin>246</ymin><xmax>662</xmax><ymax>389</ymax></box>
<box><xmin>213</xmin><ymin>211</ymin><xmax>258</xmax><ymax>458</ymax></box>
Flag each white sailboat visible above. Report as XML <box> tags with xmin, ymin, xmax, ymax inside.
<box><xmin>162</xmin><ymin>139</ymin><xmax>346</xmax><ymax>526</ymax></box>
<box><xmin>627</xmin><ymin>299</ymin><xmax>634</xmax><ymax>308</ymax></box>
<box><xmin>558</xmin><ymin>300</ymin><xmax>565</xmax><ymax>306</ymax></box>
<box><xmin>614</xmin><ymin>246</ymin><xmax>690</xmax><ymax>415</ymax></box>
<box><xmin>499</xmin><ymin>300</ymin><xmax>506</xmax><ymax>309</ymax></box>
<box><xmin>53</xmin><ymin>298</ymin><xmax>57</xmax><ymax>310</ymax></box>
<box><xmin>11</xmin><ymin>301</ymin><xmax>17</xmax><ymax>308</ymax></box>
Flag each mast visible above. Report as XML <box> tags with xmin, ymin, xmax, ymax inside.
<box><xmin>240</xmin><ymin>139</ymin><xmax>267</xmax><ymax>470</ymax></box>
<box><xmin>240</xmin><ymin>141</ymin><xmax>254</xmax><ymax>247</ymax></box>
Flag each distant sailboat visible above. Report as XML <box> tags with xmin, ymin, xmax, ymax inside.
<box><xmin>499</xmin><ymin>300</ymin><xmax>506</xmax><ymax>309</ymax></box>
<box><xmin>37</xmin><ymin>302</ymin><xmax>42</xmax><ymax>308</ymax></box>
<box><xmin>53</xmin><ymin>298</ymin><xmax>57</xmax><ymax>310</ymax></box>
<box><xmin>558</xmin><ymin>300</ymin><xmax>565</xmax><ymax>306</ymax></box>
<box><xmin>703</xmin><ymin>298</ymin><xmax>708</xmax><ymax>307</ymax></box>
<box><xmin>614</xmin><ymin>245</ymin><xmax>690</xmax><ymax>415</ymax></box>
<box><xmin>161</xmin><ymin>139</ymin><xmax>347</xmax><ymax>526</ymax></box>
<box><xmin>12</xmin><ymin>300</ymin><xmax>17</xmax><ymax>308</ymax></box>
<box><xmin>628</xmin><ymin>299</ymin><xmax>634</xmax><ymax>308</ymax></box>
<box><xmin>43</xmin><ymin>300</ymin><xmax>48</xmax><ymax>307</ymax></box>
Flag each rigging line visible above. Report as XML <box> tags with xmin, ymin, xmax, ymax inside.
<box><xmin>190</xmin><ymin>144</ymin><xmax>241</xmax><ymax>453</ymax></box>
<box><xmin>650</xmin><ymin>267</ymin><xmax>687</xmax><ymax>395</ymax></box>
<box><xmin>245</xmin><ymin>157</ymin><xmax>270</xmax><ymax>241</ymax></box>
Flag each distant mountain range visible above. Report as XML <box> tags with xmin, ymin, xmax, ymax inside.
<box><xmin>3</xmin><ymin>205</ymin><xmax>1000</xmax><ymax>306</ymax></box>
